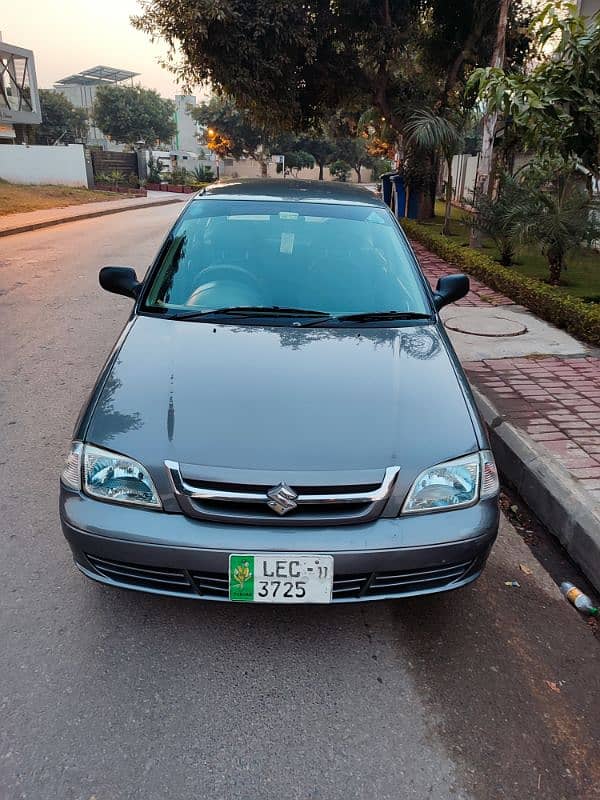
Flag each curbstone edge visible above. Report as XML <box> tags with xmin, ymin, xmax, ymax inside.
<box><xmin>473</xmin><ymin>387</ymin><xmax>600</xmax><ymax>591</ymax></box>
<box><xmin>0</xmin><ymin>197</ymin><xmax>184</xmax><ymax>238</ymax></box>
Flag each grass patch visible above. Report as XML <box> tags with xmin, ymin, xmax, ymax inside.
<box><xmin>0</xmin><ymin>181</ymin><xmax>122</xmax><ymax>217</ymax></box>
<box><xmin>419</xmin><ymin>201</ymin><xmax>600</xmax><ymax>303</ymax></box>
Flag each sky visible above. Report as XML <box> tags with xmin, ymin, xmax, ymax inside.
<box><xmin>1</xmin><ymin>0</ymin><xmax>207</xmax><ymax>99</ymax></box>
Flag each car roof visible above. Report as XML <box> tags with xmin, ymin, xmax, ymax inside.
<box><xmin>196</xmin><ymin>178</ymin><xmax>384</xmax><ymax>207</ymax></box>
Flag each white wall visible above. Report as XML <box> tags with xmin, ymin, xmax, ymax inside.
<box><xmin>0</xmin><ymin>144</ymin><xmax>89</xmax><ymax>186</ymax></box>
<box><xmin>221</xmin><ymin>158</ymin><xmax>370</xmax><ymax>183</ymax></box>
<box><xmin>442</xmin><ymin>154</ymin><xmax>480</xmax><ymax>204</ymax></box>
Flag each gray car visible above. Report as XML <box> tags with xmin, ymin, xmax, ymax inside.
<box><xmin>60</xmin><ymin>179</ymin><xmax>499</xmax><ymax>604</ymax></box>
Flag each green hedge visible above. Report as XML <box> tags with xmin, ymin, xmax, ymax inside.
<box><xmin>401</xmin><ymin>219</ymin><xmax>600</xmax><ymax>348</ymax></box>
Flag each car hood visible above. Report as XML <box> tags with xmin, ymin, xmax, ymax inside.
<box><xmin>86</xmin><ymin>316</ymin><xmax>478</xmax><ymax>476</ymax></box>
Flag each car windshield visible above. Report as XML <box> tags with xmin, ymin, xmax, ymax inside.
<box><xmin>143</xmin><ymin>199</ymin><xmax>430</xmax><ymax>320</ymax></box>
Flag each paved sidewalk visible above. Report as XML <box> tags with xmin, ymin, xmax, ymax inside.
<box><xmin>466</xmin><ymin>357</ymin><xmax>600</xmax><ymax>501</ymax></box>
<box><xmin>413</xmin><ymin>242</ymin><xmax>514</xmax><ymax>307</ymax></box>
<box><xmin>413</xmin><ymin>238</ymin><xmax>600</xmax><ymax>588</ymax></box>
<box><xmin>0</xmin><ymin>190</ymin><xmax>185</xmax><ymax>237</ymax></box>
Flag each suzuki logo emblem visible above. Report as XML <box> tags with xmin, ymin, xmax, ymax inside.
<box><xmin>266</xmin><ymin>482</ymin><xmax>298</xmax><ymax>515</ymax></box>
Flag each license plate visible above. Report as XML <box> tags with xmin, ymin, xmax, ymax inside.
<box><xmin>229</xmin><ymin>554</ymin><xmax>333</xmax><ymax>603</ymax></box>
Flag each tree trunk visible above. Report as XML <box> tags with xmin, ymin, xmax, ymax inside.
<box><xmin>548</xmin><ymin>250</ymin><xmax>563</xmax><ymax>285</ymax></box>
<box><xmin>500</xmin><ymin>244</ymin><xmax>514</xmax><ymax>266</ymax></box>
<box><xmin>443</xmin><ymin>157</ymin><xmax>453</xmax><ymax>236</ymax></box>
<box><xmin>318</xmin><ymin>162</ymin><xmax>324</xmax><ymax>180</ymax></box>
<box><xmin>470</xmin><ymin>0</ymin><xmax>511</xmax><ymax>248</ymax></box>
<box><xmin>355</xmin><ymin>166</ymin><xmax>361</xmax><ymax>183</ymax></box>
<box><xmin>430</xmin><ymin>154</ymin><xmax>441</xmax><ymax>218</ymax></box>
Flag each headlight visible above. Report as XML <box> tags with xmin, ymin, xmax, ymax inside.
<box><xmin>61</xmin><ymin>442</ymin><xmax>162</xmax><ymax>509</ymax></box>
<box><xmin>61</xmin><ymin>441</ymin><xmax>83</xmax><ymax>491</ymax></box>
<box><xmin>401</xmin><ymin>450</ymin><xmax>498</xmax><ymax>514</ymax></box>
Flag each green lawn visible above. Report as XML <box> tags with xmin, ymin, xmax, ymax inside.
<box><xmin>414</xmin><ymin>201</ymin><xmax>600</xmax><ymax>303</ymax></box>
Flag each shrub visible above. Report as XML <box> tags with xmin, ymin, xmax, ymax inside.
<box><xmin>107</xmin><ymin>170</ymin><xmax>126</xmax><ymax>186</ymax></box>
<box><xmin>192</xmin><ymin>164</ymin><xmax>215</xmax><ymax>182</ymax></box>
<box><xmin>94</xmin><ymin>172</ymin><xmax>111</xmax><ymax>186</ymax></box>
<box><xmin>147</xmin><ymin>156</ymin><xmax>163</xmax><ymax>183</ymax></box>
<box><xmin>402</xmin><ymin>219</ymin><xmax>600</xmax><ymax>347</ymax></box>
<box><xmin>169</xmin><ymin>166</ymin><xmax>190</xmax><ymax>185</ymax></box>
<box><xmin>329</xmin><ymin>160</ymin><xmax>352</xmax><ymax>182</ymax></box>
<box><xmin>470</xmin><ymin>175</ymin><xmax>528</xmax><ymax>266</ymax></box>
<box><xmin>371</xmin><ymin>157</ymin><xmax>392</xmax><ymax>181</ymax></box>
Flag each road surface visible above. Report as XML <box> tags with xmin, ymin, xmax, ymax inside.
<box><xmin>1</xmin><ymin>206</ymin><xmax>599</xmax><ymax>800</ymax></box>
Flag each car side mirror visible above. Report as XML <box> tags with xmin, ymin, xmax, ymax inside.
<box><xmin>433</xmin><ymin>274</ymin><xmax>469</xmax><ymax>310</ymax></box>
<box><xmin>99</xmin><ymin>266</ymin><xmax>141</xmax><ymax>299</ymax></box>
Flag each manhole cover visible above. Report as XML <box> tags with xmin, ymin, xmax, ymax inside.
<box><xmin>444</xmin><ymin>314</ymin><xmax>527</xmax><ymax>338</ymax></box>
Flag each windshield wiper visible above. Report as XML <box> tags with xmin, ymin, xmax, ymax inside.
<box><xmin>337</xmin><ymin>310</ymin><xmax>432</xmax><ymax>322</ymax></box>
<box><xmin>298</xmin><ymin>310</ymin><xmax>432</xmax><ymax>327</ymax></box>
<box><xmin>169</xmin><ymin>305</ymin><xmax>333</xmax><ymax>321</ymax></box>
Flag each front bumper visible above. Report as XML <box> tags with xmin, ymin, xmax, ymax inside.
<box><xmin>60</xmin><ymin>490</ymin><xmax>499</xmax><ymax>602</ymax></box>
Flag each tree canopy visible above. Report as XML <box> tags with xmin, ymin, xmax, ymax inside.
<box><xmin>469</xmin><ymin>5</ymin><xmax>600</xmax><ymax>176</ymax></box>
<box><xmin>283</xmin><ymin>150</ymin><xmax>315</xmax><ymax>176</ymax></box>
<box><xmin>36</xmin><ymin>90</ymin><xmax>88</xmax><ymax>145</ymax></box>
<box><xmin>92</xmin><ymin>85</ymin><xmax>176</xmax><ymax>147</ymax></box>
<box><xmin>191</xmin><ymin>96</ymin><xmax>264</xmax><ymax>159</ymax></box>
<box><xmin>191</xmin><ymin>97</ymin><xmax>359</xmax><ymax>179</ymax></box>
<box><xmin>333</xmin><ymin>137</ymin><xmax>374</xmax><ymax>182</ymax></box>
<box><xmin>133</xmin><ymin>0</ymin><xmax>531</xmax><ymax>138</ymax></box>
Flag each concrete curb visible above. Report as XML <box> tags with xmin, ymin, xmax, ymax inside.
<box><xmin>473</xmin><ymin>387</ymin><xmax>600</xmax><ymax>591</ymax></box>
<box><xmin>0</xmin><ymin>198</ymin><xmax>184</xmax><ymax>238</ymax></box>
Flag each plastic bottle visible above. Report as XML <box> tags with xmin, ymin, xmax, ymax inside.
<box><xmin>560</xmin><ymin>582</ymin><xmax>599</xmax><ymax>616</ymax></box>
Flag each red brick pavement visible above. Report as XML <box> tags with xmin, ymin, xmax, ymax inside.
<box><xmin>411</xmin><ymin>241</ymin><xmax>513</xmax><ymax>307</ymax></box>
<box><xmin>410</xmin><ymin>239</ymin><xmax>600</xmax><ymax>501</ymax></box>
<box><xmin>465</xmin><ymin>357</ymin><xmax>600</xmax><ymax>500</ymax></box>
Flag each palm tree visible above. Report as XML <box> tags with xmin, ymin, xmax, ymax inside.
<box><xmin>405</xmin><ymin>110</ymin><xmax>463</xmax><ymax>235</ymax></box>
<box><xmin>471</xmin><ymin>174</ymin><xmax>528</xmax><ymax>266</ymax></box>
<box><xmin>512</xmin><ymin>173</ymin><xmax>599</xmax><ymax>285</ymax></box>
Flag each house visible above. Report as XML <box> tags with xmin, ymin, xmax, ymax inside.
<box><xmin>172</xmin><ymin>95</ymin><xmax>201</xmax><ymax>154</ymax></box>
<box><xmin>53</xmin><ymin>66</ymin><xmax>139</xmax><ymax>150</ymax></box>
<box><xmin>0</xmin><ymin>38</ymin><xmax>41</xmax><ymax>142</ymax></box>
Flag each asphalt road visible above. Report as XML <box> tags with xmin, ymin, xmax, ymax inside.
<box><xmin>1</xmin><ymin>206</ymin><xmax>599</xmax><ymax>800</ymax></box>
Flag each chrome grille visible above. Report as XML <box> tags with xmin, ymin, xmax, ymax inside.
<box><xmin>191</xmin><ymin>571</ymin><xmax>229</xmax><ymax>597</ymax></box>
<box><xmin>85</xmin><ymin>554</ymin><xmax>194</xmax><ymax>595</ymax></box>
<box><xmin>166</xmin><ymin>461</ymin><xmax>400</xmax><ymax>526</ymax></box>
<box><xmin>83</xmin><ymin>556</ymin><xmax>474</xmax><ymax>601</ymax></box>
<box><xmin>364</xmin><ymin>561</ymin><xmax>472</xmax><ymax>597</ymax></box>
<box><xmin>331</xmin><ymin>574</ymin><xmax>370</xmax><ymax>598</ymax></box>
<box><xmin>191</xmin><ymin>562</ymin><xmax>473</xmax><ymax>600</ymax></box>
